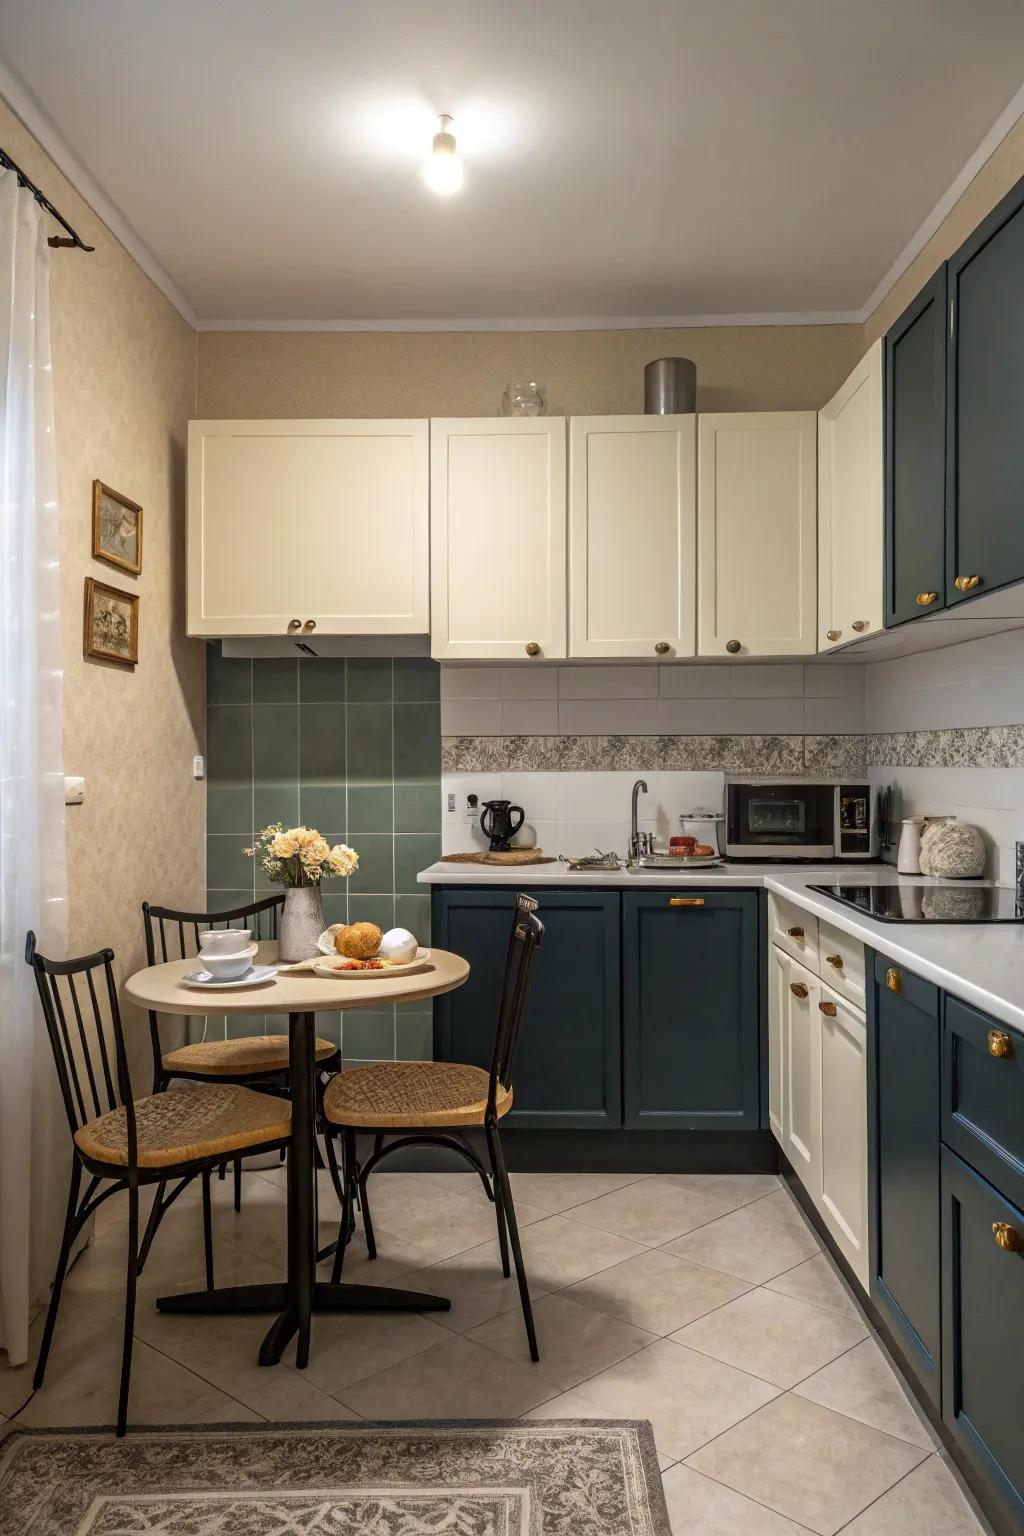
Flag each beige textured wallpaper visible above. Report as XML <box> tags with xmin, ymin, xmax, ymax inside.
<box><xmin>197</xmin><ymin>323</ymin><xmax>864</xmax><ymax>419</ymax></box>
<box><xmin>0</xmin><ymin>100</ymin><xmax>204</xmax><ymax>1067</ymax></box>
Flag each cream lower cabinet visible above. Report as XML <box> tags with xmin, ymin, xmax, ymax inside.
<box><xmin>430</xmin><ymin>418</ymin><xmax>567</xmax><ymax>660</ymax></box>
<box><xmin>187</xmin><ymin>419</ymin><xmax>429</xmax><ymax>638</ymax></box>
<box><xmin>569</xmin><ymin>415</ymin><xmax>695</xmax><ymax>658</ymax></box>
<box><xmin>769</xmin><ymin>944</ymin><xmax>869</xmax><ymax>1290</ymax></box>
<box><xmin>697</xmin><ymin>412</ymin><xmax>817</xmax><ymax>656</ymax></box>
<box><xmin>818</xmin><ymin>341</ymin><xmax>883</xmax><ymax>651</ymax></box>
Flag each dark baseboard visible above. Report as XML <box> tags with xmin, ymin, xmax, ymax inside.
<box><xmin>359</xmin><ymin>1129</ymin><xmax>779</xmax><ymax>1175</ymax></box>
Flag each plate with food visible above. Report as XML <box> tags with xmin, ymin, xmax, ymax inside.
<box><xmin>312</xmin><ymin>950</ymin><xmax>431</xmax><ymax>979</ymax></box>
<box><xmin>311</xmin><ymin>920</ymin><xmax>430</xmax><ymax>978</ymax></box>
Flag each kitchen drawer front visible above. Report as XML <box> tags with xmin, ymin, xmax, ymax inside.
<box><xmin>941</xmin><ymin>1147</ymin><xmax>1024</xmax><ymax>1534</ymax></box>
<box><xmin>769</xmin><ymin>893</ymin><xmax>819</xmax><ymax>969</ymax></box>
<box><xmin>943</xmin><ymin>995</ymin><xmax>1024</xmax><ymax>1212</ymax></box>
<box><xmin>818</xmin><ymin>919</ymin><xmax>865</xmax><ymax>1009</ymax></box>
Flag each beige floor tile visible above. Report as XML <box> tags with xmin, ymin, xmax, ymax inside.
<box><xmin>318</xmin><ymin>1226</ymin><xmax>443</xmax><ymax>1287</ymax></box>
<box><xmin>748</xmin><ymin>1188</ymin><xmax>815</xmax><ymax>1230</ymax></box>
<box><xmin>391</xmin><ymin>1244</ymin><xmax>551</xmax><ymax>1333</ymax></box>
<box><xmin>566</xmin><ymin>1248</ymin><xmax>753</xmax><ymax>1336</ymax></box>
<box><xmin>568</xmin><ymin>1178</ymin><xmax>742</xmax><ymax>1245</ymax></box>
<box><xmin>506</xmin><ymin>1171</ymin><xmax>651</xmax><ymax>1215</ymax></box>
<box><xmin>0</xmin><ymin>1294</ymin><xmax>110</xmax><ymax>1416</ymax></box>
<box><xmin>526</xmin><ymin>1338</ymin><xmax>780</xmax><ymax>1463</ymax></box>
<box><xmin>297</xmin><ymin>1311</ymin><xmax>453</xmax><ymax>1394</ymax></box>
<box><xmin>686</xmin><ymin>1393</ymin><xmax>928</xmax><ymax>1536</ymax></box>
<box><xmin>272</xmin><ymin>1395</ymin><xmax>363</xmax><ymax>1423</ymax></box>
<box><xmin>502</xmin><ymin>1214</ymin><xmax>646</xmax><ymax>1291</ymax></box>
<box><xmin>660</xmin><ymin>1173</ymin><xmax>782</xmax><ymax>1210</ymax></box>
<box><xmin>338</xmin><ymin>1333</ymin><xmax>558</xmax><ymax>1419</ymax></box>
<box><xmin>467</xmin><ymin>1292</ymin><xmax>655</xmax><ymax>1387</ymax></box>
<box><xmin>661</xmin><ymin>1463</ymin><xmax>811</xmax><ymax>1535</ymax></box>
<box><xmin>185</xmin><ymin>1399</ymin><xmax>264</xmax><ymax>1424</ymax></box>
<box><xmin>662</xmin><ymin>1201</ymin><xmax>820</xmax><ymax>1284</ymax></box>
<box><xmin>671</xmin><ymin>1287</ymin><xmax>867</xmax><ymax>1389</ymax></box>
<box><xmin>841</xmin><ymin>1454</ymin><xmax>991</xmax><ymax>1535</ymax></box>
<box><xmin>793</xmin><ymin>1337</ymin><xmax>940</xmax><ymax>1450</ymax></box>
<box><xmin>357</xmin><ymin>1177</ymin><xmax>547</xmax><ymax>1264</ymax></box>
<box><xmin>765</xmin><ymin>1253</ymin><xmax>867</xmax><ymax>1321</ymax></box>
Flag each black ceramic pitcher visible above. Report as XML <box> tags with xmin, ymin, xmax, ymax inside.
<box><xmin>480</xmin><ymin>799</ymin><xmax>525</xmax><ymax>852</ymax></box>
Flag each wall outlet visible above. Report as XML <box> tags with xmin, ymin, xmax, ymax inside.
<box><xmin>192</xmin><ymin>755</ymin><xmax>205</xmax><ymax>779</ymax></box>
<box><xmin>64</xmin><ymin>775</ymin><xmax>85</xmax><ymax>806</ymax></box>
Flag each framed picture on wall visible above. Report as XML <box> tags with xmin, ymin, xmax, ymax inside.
<box><xmin>92</xmin><ymin>480</ymin><xmax>142</xmax><ymax>574</ymax></box>
<box><xmin>83</xmin><ymin>578</ymin><xmax>139</xmax><ymax>667</ymax></box>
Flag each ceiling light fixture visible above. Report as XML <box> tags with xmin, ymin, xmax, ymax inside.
<box><xmin>423</xmin><ymin>114</ymin><xmax>463</xmax><ymax>195</ymax></box>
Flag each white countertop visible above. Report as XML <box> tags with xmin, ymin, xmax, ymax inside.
<box><xmin>418</xmin><ymin>860</ymin><xmax>1024</xmax><ymax>1034</ymax></box>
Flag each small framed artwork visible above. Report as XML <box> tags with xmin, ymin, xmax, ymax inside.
<box><xmin>84</xmin><ymin>578</ymin><xmax>139</xmax><ymax>667</ymax></box>
<box><xmin>92</xmin><ymin>480</ymin><xmax>142</xmax><ymax>574</ymax></box>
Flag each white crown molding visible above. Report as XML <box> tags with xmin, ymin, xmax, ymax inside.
<box><xmin>196</xmin><ymin>310</ymin><xmax>863</xmax><ymax>332</ymax></box>
<box><xmin>857</xmin><ymin>80</ymin><xmax>1024</xmax><ymax>325</ymax></box>
<box><xmin>0</xmin><ymin>53</ymin><xmax>199</xmax><ymax>328</ymax></box>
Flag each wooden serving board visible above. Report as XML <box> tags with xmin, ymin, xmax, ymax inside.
<box><xmin>441</xmin><ymin>850</ymin><xmax>557</xmax><ymax>866</ymax></box>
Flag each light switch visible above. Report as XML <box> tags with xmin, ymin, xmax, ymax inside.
<box><xmin>193</xmin><ymin>755</ymin><xmax>205</xmax><ymax>779</ymax></box>
<box><xmin>64</xmin><ymin>775</ymin><xmax>85</xmax><ymax>805</ymax></box>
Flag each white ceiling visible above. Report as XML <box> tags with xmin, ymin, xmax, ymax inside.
<box><xmin>2</xmin><ymin>0</ymin><xmax>1024</xmax><ymax>328</ymax></box>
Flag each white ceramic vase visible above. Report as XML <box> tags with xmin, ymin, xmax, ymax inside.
<box><xmin>279</xmin><ymin>883</ymin><xmax>325</xmax><ymax>963</ymax></box>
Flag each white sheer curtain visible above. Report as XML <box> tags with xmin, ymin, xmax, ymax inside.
<box><xmin>0</xmin><ymin>168</ymin><xmax>69</xmax><ymax>1366</ymax></box>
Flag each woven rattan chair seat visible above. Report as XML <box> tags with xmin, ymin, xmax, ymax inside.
<box><xmin>161</xmin><ymin>1034</ymin><xmax>337</xmax><ymax>1077</ymax></box>
<box><xmin>323</xmin><ymin>1060</ymin><xmax>513</xmax><ymax>1129</ymax></box>
<box><xmin>74</xmin><ymin>1083</ymin><xmax>291</xmax><ymax>1169</ymax></box>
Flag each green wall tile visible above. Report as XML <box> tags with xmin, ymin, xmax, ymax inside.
<box><xmin>299</xmin><ymin>703</ymin><xmax>347</xmax><ymax>783</ymax></box>
<box><xmin>208</xmin><ymin>784</ymin><xmax>252</xmax><ymax>837</ymax></box>
<box><xmin>254</xmin><ymin>703</ymin><xmax>299</xmax><ymax>784</ymax></box>
<box><xmin>253</xmin><ymin>658</ymin><xmax>298</xmax><ymax>703</ymax></box>
<box><xmin>321</xmin><ymin>890</ymin><xmax>349</xmax><ymax>928</ymax></box>
<box><xmin>347</xmin><ymin>894</ymin><xmax>395</xmax><ymax>932</ymax></box>
<box><xmin>208</xmin><ymin>704</ymin><xmax>252</xmax><ymax>785</ymax></box>
<box><xmin>347</xmin><ymin>833</ymin><xmax>394</xmax><ymax>894</ymax></box>
<box><xmin>207</xmin><ymin>835</ymin><xmax>256</xmax><ymax>892</ymax></box>
<box><xmin>254</xmin><ymin>786</ymin><xmax>298</xmax><ymax>833</ymax></box>
<box><xmin>395</xmin><ymin>834</ymin><xmax>441</xmax><ymax>892</ymax></box>
<box><xmin>395</xmin><ymin>892</ymin><xmax>431</xmax><ymax>942</ymax></box>
<box><xmin>394</xmin><ymin>702</ymin><xmax>441</xmax><ymax>781</ymax></box>
<box><xmin>207</xmin><ymin>649</ymin><xmax>251</xmax><ymax>705</ymax></box>
<box><xmin>346</xmin><ymin>704</ymin><xmax>392</xmax><ymax>784</ymax></box>
<box><xmin>343</xmin><ymin>1009</ymin><xmax>396</xmax><ymax>1060</ymax></box>
<box><xmin>395</xmin><ymin>782</ymin><xmax>439</xmax><ymax>833</ymax></box>
<box><xmin>394</xmin><ymin>658</ymin><xmax>440</xmax><ymax>702</ymax></box>
<box><xmin>396</xmin><ymin>1013</ymin><xmax>433</xmax><ymax>1061</ymax></box>
<box><xmin>299</xmin><ymin>658</ymin><xmax>346</xmax><ymax>703</ymax></box>
<box><xmin>348</xmin><ymin>785</ymin><xmax>393</xmax><ymax>833</ymax></box>
<box><xmin>206</xmin><ymin>888</ymin><xmax>256</xmax><ymax>918</ymax></box>
<box><xmin>298</xmin><ymin>784</ymin><xmax>346</xmax><ymax>830</ymax></box>
<box><xmin>347</xmin><ymin>658</ymin><xmax>393</xmax><ymax>703</ymax></box>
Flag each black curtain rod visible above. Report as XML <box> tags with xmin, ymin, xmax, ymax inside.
<box><xmin>0</xmin><ymin>144</ymin><xmax>94</xmax><ymax>251</ymax></box>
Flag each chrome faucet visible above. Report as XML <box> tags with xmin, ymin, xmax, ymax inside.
<box><xmin>629</xmin><ymin>779</ymin><xmax>649</xmax><ymax>863</ymax></box>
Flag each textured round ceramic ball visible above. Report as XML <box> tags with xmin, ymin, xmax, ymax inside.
<box><xmin>335</xmin><ymin>921</ymin><xmax>383</xmax><ymax>959</ymax></box>
<box><xmin>919</xmin><ymin>821</ymin><xmax>985</xmax><ymax>878</ymax></box>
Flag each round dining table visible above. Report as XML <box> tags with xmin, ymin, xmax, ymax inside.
<box><xmin>125</xmin><ymin>940</ymin><xmax>470</xmax><ymax>1370</ymax></box>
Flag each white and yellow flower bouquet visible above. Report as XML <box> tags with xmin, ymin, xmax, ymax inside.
<box><xmin>244</xmin><ymin>823</ymin><xmax>359</xmax><ymax>887</ymax></box>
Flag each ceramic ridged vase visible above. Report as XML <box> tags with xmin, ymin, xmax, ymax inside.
<box><xmin>279</xmin><ymin>883</ymin><xmax>324</xmax><ymax>963</ymax></box>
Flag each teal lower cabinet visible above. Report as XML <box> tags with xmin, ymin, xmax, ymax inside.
<box><xmin>941</xmin><ymin>1147</ymin><xmax>1024</xmax><ymax>1534</ymax></box>
<box><xmin>622</xmin><ymin>890</ymin><xmax>760</xmax><ymax>1129</ymax></box>
<box><xmin>866</xmin><ymin>954</ymin><xmax>942</xmax><ymax>1407</ymax></box>
<box><xmin>431</xmin><ymin>887</ymin><xmax>621</xmax><ymax>1129</ymax></box>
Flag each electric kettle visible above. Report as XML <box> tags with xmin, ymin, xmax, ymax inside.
<box><xmin>480</xmin><ymin>799</ymin><xmax>525</xmax><ymax>852</ymax></box>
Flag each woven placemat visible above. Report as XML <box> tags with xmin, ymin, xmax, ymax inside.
<box><xmin>441</xmin><ymin>849</ymin><xmax>556</xmax><ymax>866</ymax></box>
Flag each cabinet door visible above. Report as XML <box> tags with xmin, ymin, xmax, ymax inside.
<box><xmin>947</xmin><ymin>181</ymin><xmax>1024</xmax><ymax>606</ymax></box>
<box><xmin>941</xmin><ymin>1148</ymin><xmax>1024</xmax><ymax>1533</ymax></box>
<box><xmin>767</xmin><ymin>943</ymin><xmax>787</xmax><ymax>1144</ymax></box>
<box><xmin>867</xmin><ymin>954</ymin><xmax>941</xmax><ymax>1405</ymax></box>
<box><xmin>818</xmin><ymin>982</ymin><xmax>869</xmax><ymax>1289</ymax></box>
<box><xmin>430</xmin><ymin>418</ymin><xmax>566</xmax><ymax>660</ymax></box>
<box><xmin>883</xmin><ymin>269</ymin><xmax>947</xmax><ymax>626</ymax></box>
<box><xmin>623</xmin><ymin>890</ymin><xmax>760</xmax><ymax>1129</ymax></box>
<box><xmin>818</xmin><ymin>343</ymin><xmax>883</xmax><ymax>650</ymax></box>
<box><xmin>783</xmin><ymin>957</ymin><xmax>820</xmax><ymax>1185</ymax></box>
<box><xmin>697</xmin><ymin>412</ymin><xmax>817</xmax><ymax>657</ymax></box>
<box><xmin>186</xmin><ymin>419</ymin><xmax>429</xmax><ymax>638</ymax></box>
<box><xmin>431</xmin><ymin>887</ymin><xmax>620</xmax><ymax>1128</ymax></box>
<box><xmin>569</xmin><ymin>415</ymin><xmax>695</xmax><ymax>658</ymax></box>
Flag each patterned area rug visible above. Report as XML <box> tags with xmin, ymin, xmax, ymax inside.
<box><xmin>0</xmin><ymin>1420</ymin><xmax>670</xmax><ymax>1535</ymax></box>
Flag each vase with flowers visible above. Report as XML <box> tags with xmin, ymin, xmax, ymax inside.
<box><xmin>244</xmin><ymin>824</ymin><xmax>359</xmax><ymax>962</ymax></box>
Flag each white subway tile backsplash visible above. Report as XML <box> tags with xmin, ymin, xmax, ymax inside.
<box><xmin>558</xmin><ymin>665</ymin><xmax>659</xmax><ymax>699</ymax></box>
<box><xmin>657</xmin><ymin>697</ymin><xmax>732</xmax><ymax>734</ymax></box>
<box><xmin>729</xmin><ymin>697</ymin><xmax>805</xmax><ymax>734</ymax></box>
<box><xmin>501</xmin><ymin>772</ymin><xmax>560</xmax><ymax>821</ymax></box>
<box><xmin>730</xmin><ymin>664</ymin><xmax>804</xmax><ymax>698</ymax></box>
<box><xmin>499</xmin><ymin>699</ymin><xmax>559</xmax><ymax>735</ymax></box>
<box><xmin>440</xmin><ymin>698</ymin><xmax>502</xmax><ymax>735</ymax></box>
<box><xmin>803</xmin><ymin>663</ymin><xmax>866</xmax><ymax>698</ymax></box>
<box><xmin>658</xmin><ymin>665</ymin><xmax>732</xmax><ymax>698</ymax></box>
<box><xmin>803</xmin><ymin>696</ymin><xmax>866</xmax><ymax>735</ymax></box>
<box><xmin>558</xmin><ymin>697</ymin><xmax>659</xmax><ymax>734</ymax></box>
<box><xmin>440</xmin><ymin>667</ymin><xmax>497</xmax><ymax>699</ymax></box>
<box><xmin>497</xmin><ymin>666</ymin><xmax>558</xmax><ymax>700</ymax></box>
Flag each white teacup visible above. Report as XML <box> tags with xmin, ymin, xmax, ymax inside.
<box><xmin>200</xmin><ymin>944</ymin><xmax>256</xmax><ymax>981</ymax></box>
<box><xmin>199</xmin><ymin>928</ymin><xmax>252</xmax><ymax>956</ymax></box>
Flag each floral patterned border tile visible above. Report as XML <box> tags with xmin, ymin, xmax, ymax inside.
<box><xmin>804</xmin><ymin>734</ymin><xmax>869</xmax><ymax>774</ymax></box>
<box><xmin>866</xmin><ymin>724</ymin><xmax>1024</xmax><ymax>768</ymax></box>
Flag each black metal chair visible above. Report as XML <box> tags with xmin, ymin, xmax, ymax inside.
<box><xmin>319</xmin><ymin>893</ymin><xmax>545</xmax><ymax>1361</ymax></box>
<box><xmin>142</xmin><ymin>895</ymin><xmax>340</xmax><ymax>1212</ymax></box>
<box><xmin>26</xmin><ymin>932</ymin><xmax>292</xmax><ymax>1436</ymax></box>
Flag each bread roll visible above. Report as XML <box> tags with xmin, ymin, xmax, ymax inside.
<box><xmin>336</xmin><ymin>921</ymin><xmax>383</xmax><ymax>959</ymax></box>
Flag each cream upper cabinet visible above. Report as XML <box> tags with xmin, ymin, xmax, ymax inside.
<box><xmin>569</xmin><ymin>415</ymin><xmax>695</xmax><ymax>658</ymax></box>
<box><xmin>186</xmin><ymin>419</ymin><xmax>429</xmax><ymax>638</ymax></box>
<box><xmin>697</xmin><ymin>412</ymin><xmax>817</xmax><ymax>656</ymax></box>
<box><xmin>818</xmin><ymin>341</ymin><xmax>883</xmax><ymax>652</ymax></box>
<box><xmin>431</xmin><ymin>418</ymin><xmax>566</xmax><ymax>660</ymax></box>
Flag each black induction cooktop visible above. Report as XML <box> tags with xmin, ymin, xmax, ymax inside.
<box><xmin>810</xmin><ymin>883</ymin><xmax>1024</xmax><ymax>924</ymax></box>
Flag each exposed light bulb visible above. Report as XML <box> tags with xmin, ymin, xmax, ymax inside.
<box><xmin>424</xmin><ymin>114</ymin><xmax>463</xmax><ymax>195</ymax></box>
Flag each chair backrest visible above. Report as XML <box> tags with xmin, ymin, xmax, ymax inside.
<box><xmin>25</xmin><ymin>932</ymin><xmax>135</xmax><ymax>1159</ymax></box>
<box><xmin>486</xmin><ymin>893</ymin><xmax>544</xmax><ymax>1115</ymax></box>
<box><xmin>141</xmin><ymin>893</ymin><xmax>284</xmax><ymax>1087</ymax></box>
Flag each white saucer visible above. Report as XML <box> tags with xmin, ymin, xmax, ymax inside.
<box><xmin>182</xmin><ymin>964</ymin><xmax>278</xmax><ymax>989</ymax></box>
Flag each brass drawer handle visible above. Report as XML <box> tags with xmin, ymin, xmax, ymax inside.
<box><xmin>819</xmin><ymin>1001</ymin><xmax>838</xmax><ymax>1016</ymax></box>
<box><xmin>988</xmin><ymin>1029</ymin><xmax>1013</xmax><ymax>1059</ymax></box>
<box><xmin>954</xmin><ymin>575</ymin><xmax>981</xmax><ymax>592</ymax></box>
<box><xmin>916</xmin><ymin>592</ymin><xmax>938</xmax><ymax>606</ymax></box>
<box><xmin>287</xmin><ymin>618</ymin><xmax>301</xmax><ymax>631</ymax></box>
<box><xmin>525</xmin><ymin>641</ymin><xmax>541</xmax><ymax>657</ymax></box>
<box><xmin>851</xmin><ymin>619</ymin><xmax>868</xmax><ymax>632</ymax></box>
<box><xmin>790</xmin><ymin>981</ymin><xmax>809</xmax><ymax>999</ymax></box>
<box><xmin>885</xmin><ymin>966</ymin><xmax>902</xmax><ymax>993</ymax></box>
<box><xmin>655</xmin><ymin>641</ymin><xmax>670</xmax><ymax>655</ymax></box>
<box><xmin>725</xmin><ymin>639</ymin><xmax>741</xmax><ymax>654</ymax></box>
<box><xmin>303</xmin><ymin>618</ymin><xmax>317</xmax><ymax>632</ymax></box>
<box><xmin>826</xmin><ymin>629</ymin><xmax>841</xmax><ymax>642</ymax></box>
<box><xmin>786</xmin><ymin>926</ymin><xmax>805</xmax><ymax>939</ymax></box>
<box><xmin>993</xmin><ymin>1222</ymin><xmax>1024</xmax><ymax>1254</ymax></box>
<box><xmin>825</xmin><ymin>953</ymin><xmax>844</xmax><ymax>969</ymax></box>
<box><xmin>669</xmin><ymin>897</ymin><xmax>704</xmax><ymax>906</ymax></box>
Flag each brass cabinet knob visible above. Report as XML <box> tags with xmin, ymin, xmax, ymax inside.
<box><xmin>954</xmin><ymin>575</ymin><xmax>981</xmax><ymax>592</ymax></box>
<box><xmin>303</xmin><ymin>619</ymin><xmax>317</xmax><ymax>632</ymax></box>
<box><xmin>851</xmin><ymin>619</ymin><xmax>868</xmax><ymax>632</ymax></box>
<box><xmin>654</xmin><ymin>641</ymin><xmax>670</xmax><ymax>655</ymax></box>
<box><xmin>786</xmin><ymin>926</ymin><xmax>805</xmax><ymax>939</ymax></box>
<box><xmin>287</xmin><ymin>618</ymin><xmax>301</xmax><ymax>631</ymax></box>
<box><xmin>819</xmin><ymin>1000</ymin><xmax>838</xmax><ymax>1016</ymax></box>
<box><xmin>725</xmin><ymin>639</ymin><xmax>742</xmax><ymax>654</ymax></box>
<box><xmin>790</xmin><ymin>981</ymin><xmax>809</xmax><ymax>999</ymax></box>
<box><xmin>525</xmin><ymin>641</ymin><xmax>541</xmax><ymax>657</ymax></box>
<box><xmin>669</xmin><ymin>896</ymin><xmax>704</xmax><ymax>906</ymax></box>
<box><xmin>826</xmin><ymin>629</ymin><xmax>841</xmax><ymax>642</ymax></box>
<box><xmin>916</xmin><ymin>592</ymin><xmax>939</xmax><ymax>606</ymax></box>
<box><xmin>825</xmin><ymin>953</ymin><xmax>844</xmax><ymax>969</ymax></box>
<box><xmin>993</xmin><ymin>1221</ymin><xmax>1024</xmax><ymax>1254</ymax></box>
<box><xmin>885</xmin><ymin>966</ymin><xmax>902</xmax><ymax>993</ymax></box>
<box><xmin>988</xmin><ymin>1028</ymin><xmax>1013</xmax><ymax>1059</ymax></box>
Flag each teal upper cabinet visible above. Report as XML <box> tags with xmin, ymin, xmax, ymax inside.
<box><xmin>946</xmin><ymin>179</ymin><xmax>1024</xmax><ymax>606</ymax></box>
<box><xmin>884</xmin><ymin>269</ymin><xmax>947</xmax><ymax>626</ymax></box>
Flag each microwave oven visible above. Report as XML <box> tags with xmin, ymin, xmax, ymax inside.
<box><xmin>725</xmin><ymin>778</ymin><xmax>875</xmax><ymax>861</ymax></box>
